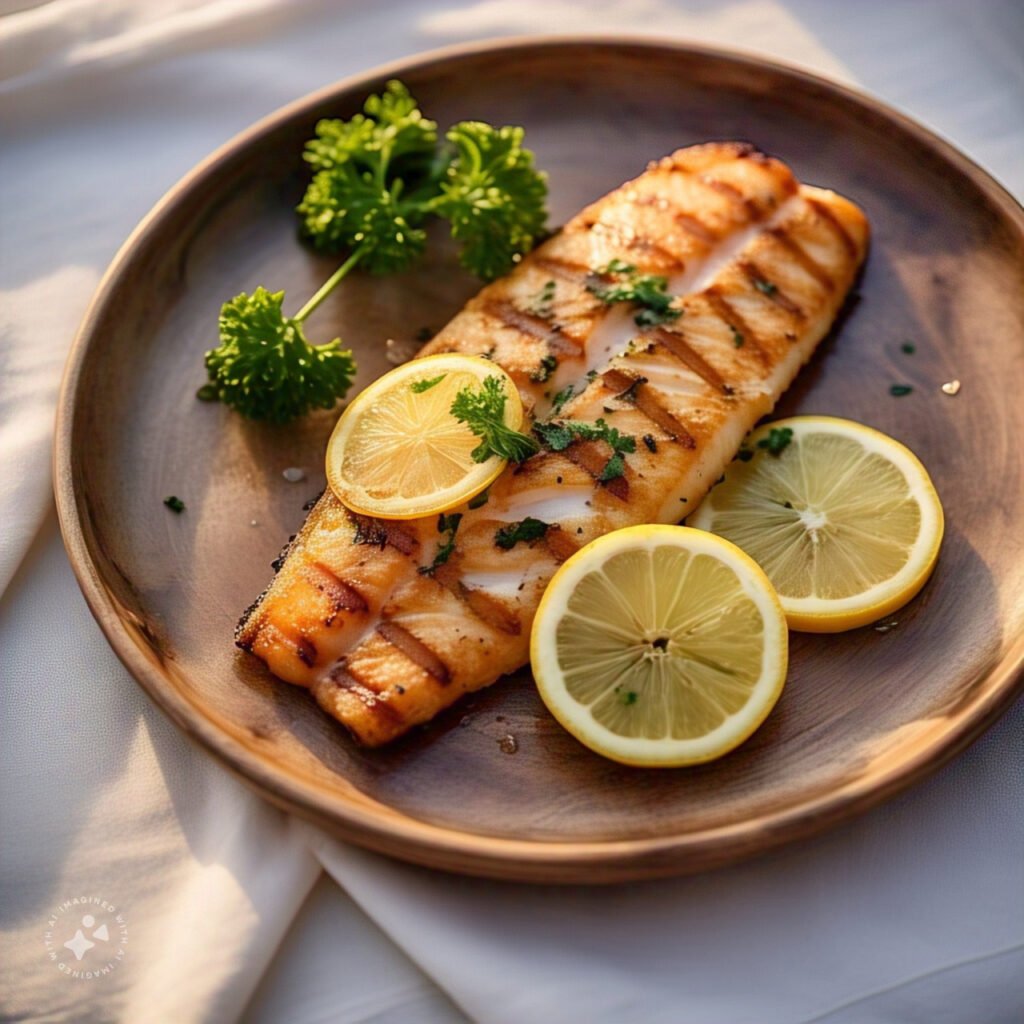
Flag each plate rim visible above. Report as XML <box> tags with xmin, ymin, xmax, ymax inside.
<box><xmin>54</xmin><ymin>34</ymin><xmax>1024</xmax><ymax>883</ymax></box>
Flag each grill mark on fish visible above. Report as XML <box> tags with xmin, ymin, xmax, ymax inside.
<box><xmin>483</xmin><ymin>298</ymin><xmax>583</xmax><ymax>357</ymax></box>
<box><xmin>601</xmin><ymin>368</ymin><xmax>698</xmax><ymax>446</ymax></box>
<box><xmin>457</xmin><ymin>584</ymin><xmax>522</xmax><ymax>635</ymax></box>
<box><xmin>531</xmin><ymin>255</ymin><xmax>591</xmax><ymax>284</ymax></box>
<box><xmin>562</xmin><ymin>440</ymin><xmax>630</xmax><ymax>500</ymax></box>
<box><xmin>306</xmin><ymin>563</ymin><xmax>369</xmax><ymax>619</ymax></box>
<box><xmin>739</xmin><ymin>260</ymin><xmax>806</xmax><ymax>319</ymax></box>
<box><xmin>351</xmin><ymin>513</ymin><xmax>419</xmax><ymax>555</ymax></box>
<box><xmin>377</xmin><ymin>621</ymin><xmax>450</xmax><ymax>683</ymax></box>
<box><xmin>590</xmin><ymin>222</ymin><xmax>684</xmax><ymax>272</ymax></box>
<box><xmin>544</xmin><ymin>525</ymin><xmax>580</xmax><ymax>562</ymax></box>
<box><xmin>326</xmin><ymin>665</ymin><xmax>403</xmax><ymax>723</ymax></box>
<box><xmin>296</xmin><ymin>636</ymin><xmax>317</xmax><ymax>667</ymax></box>
<box><xmin>768</xmin><ymin>227</ymin><xmax>835</xmax><ymax>291</ymax></box>
<box><xmin>703</xmin><ymin>288</ymin><xmax>771</xmax><ymax>365</ymax></box>
<box><xmin>648</xmin><ymin>327</ymin><xmax>732</xmax><ymax>394</ymax></box>
<box><xmin>623</xmin><ymin>233</ymin><xmax>683</xmax><ymax>268</ymax></box>
<box><xmin>672</xmin><ymin>211</ymin><xmax>720</xmax><ymax>245</ymax></box>
<box><xmin>699</xmin><ymin>175</ymin><xmax>761</xmax><ymax>218</ymax></box>
<box><xmin>807</xmin><ymin>196</ymin><xmax>858</xmax><ymax>258</ymax></box>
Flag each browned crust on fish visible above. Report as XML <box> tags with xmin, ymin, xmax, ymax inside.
<box><xmin>238</xmin><ymin>142</ymin><xmax>869</xmax><ymax>746</ymax></box>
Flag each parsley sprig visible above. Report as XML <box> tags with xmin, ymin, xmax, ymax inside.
<box><xmin>587</xmin><ymin>259</ymin><xmax>680</xmax><ymax>327</ymax></box>
<box><xmin>451</xmin><ymin>376</ymin><xmax>540</xmax><ymax>463</ymax></box>
<box><xmin>202</xmin><ymin>81</ymin><xmax>548</xmax><ymax>422</ymax></box>
<box><xmin>534</xmin><ymin>417</ymin><xmax>636</xmax><ymax>481</ymax></box>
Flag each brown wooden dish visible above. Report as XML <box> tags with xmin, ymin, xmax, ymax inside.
<box><xmin>55</xmin><ymin>38</ymin><xmax>1024</xmax><ymax>883</ymax></box>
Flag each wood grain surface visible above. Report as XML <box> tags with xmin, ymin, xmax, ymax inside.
<box><xmin>54</xmin><ymin>38</ymin><xmax>1024</xmax><ymax>883</ymax></box>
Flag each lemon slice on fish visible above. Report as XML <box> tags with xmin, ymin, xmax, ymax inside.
<box><xmin>326</xmin><ymin>354</ymin><xmax>523</xmax><ymax>520</ymax></box>
<box><xmin>689</xmin><ymin>416</ymin><xmax>944</xmax><ymax>632</ymax></box>
<box><xmin>531</xmin><ymin>525</ymin><xmax>788</xmax><ymax>767</ymax></box>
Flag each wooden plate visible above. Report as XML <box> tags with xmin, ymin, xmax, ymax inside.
<box><xmin>55</xmin><ymin>38</ymin><xmax>1024</xmax><ymax>883</ymax></box>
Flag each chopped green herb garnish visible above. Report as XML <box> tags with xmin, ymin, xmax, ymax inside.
<box><xmin>411</xmin><ymin>373</ymin><xmax>446</xmax><ymax>393</ymax></box>
<box><xmin>196</xmin><ymin>383</ymin><xmax>219</xmax><ymax>401</ymax></box>
<box><xmin>164</xmin><ymin>496</ymin><xmax>185</xmax><ymax>513</ymax></box>
<box><xmin>468</xmin><ymin>489</ymin><xmax>491</xmax><ymax>510</ymax></box>
<box><xmin>756</xmin><ymin>427</ymin><xmax>794</xmax><ymax>456</ymax></box>
<box><xmin>586</xmin><ymin>369</ymin><xmax>599</xmax><ymax>381</ymax></box>
<box><xmin>550</xmin><ymin>383</ymin><xmax>576</xmax><ymax>414</ymax></box>
<box><xmin>890</xmin><ymin>384</ymin><xmax>913</xmax><ymax>397</ymax></box>
<box><xmin>642</xmin><ymin>434</ymin><xmax>657</xmax><ymax>453</ymax></box>
<box><xmin>754</xmin><ymin>278</ymin><xmax>778</xmax><ymax>297</ymax></box>
<box><xmin>616</xmin><ymin>687</ymin><xmax>638</xmax><ymax>706</ymax></box>
<box><xmin>494</xmin><ymin>516</ymin><xmax>550</xmax><ymax>550</ymax></box>
<box><xmin>534</xmin><ymin>417</ymin><xmax>636</xmax><ymax>482</ymax></box>
<box><xmin>419</xmin><ymin>513</ymin><xmax>462</xmax><ymax>575</ymax></box>
<box><xmin>731</xmin><ymin>326</ymin><xmax>745</xmax><ymax>348</ymax></box>
<box><xmin>901</xmin><ymin>342</ymin><xmax>916</xmax><ymax>355</ymax></box>
<box><xmin>534</xmin><ymin>417</ymin><xmax>635</xmax><ymax>454</ymax></box>
<box><xmin>530</xmin><ymin>354</ymin><xmax>558</xmax><ymax>383</ymax></box>
<box><xmin>451</xmin><ymin>375</ymin><xmax>540</xmax><ymax>463</ymax></box>
<box><xmin>529</xmin><ymin>279</ymin><xmax>557</xmax><ymax>317</ymax></box>
<box><xmin>599</xmin><ymin>452</ymin><xmax>627</xmax><ymax>482</ymax></box>
<box><xmin>587</xmin><ymin>260</ymin><xmax>680</xmax><ymax>327</ymax></box>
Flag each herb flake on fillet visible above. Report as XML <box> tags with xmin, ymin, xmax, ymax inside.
<box><xmin>587</xmin><ymin>259</ymin><xmax>680</xmax><ymax>327</ymax></box>
<box><xmin>494</xmin><ymin>517</ymin><xmax>551</xmax><ymax>550</ymax></box>
<box><xmin>450</xmin><ymin>376</ymin><xmax>539</xmax><ymax>463</ymax></box>
<box><xmin>534</xmin><ymin>417</ymin><xmax>636</xmax><ymax>483</ymax></box>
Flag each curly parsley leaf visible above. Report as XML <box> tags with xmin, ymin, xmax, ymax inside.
<box><xmin>297</xmin><ymin>81</ymin><xmax>437</xmax><ymax>272</ymax></box>
<box><xmin>587</xmin><ymin>259</ymin><xmax>680</xmax><ymax>327</ymax></box>
<box><xmin>204</xmin><ymin>288</ymin><xmax>356</xmax><ymax>423</ymax></box>
<box><xmin>450</xmin><ymin>375</ymin><xmax>540</xmax><ymax>463</ymax></box>
<box><xmin>435</xmin><ymin>122</ymin><xmax>548</xmax><ymax>281</ymax></box>
<box><xmin>495</xmin><ymin>517</ymin><xmax>550</xmax><ymax>550</ymax></box>
<box><xmin>207</xmin><ymin>82</ymin><xmax>549</xmax><ymax>422</ymax></box>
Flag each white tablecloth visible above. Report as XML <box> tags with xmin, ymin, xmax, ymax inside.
<box><xmin>1</xmin><ymin>2</ymin><xmax>1022</xmax><ymax>1022</ymax></box>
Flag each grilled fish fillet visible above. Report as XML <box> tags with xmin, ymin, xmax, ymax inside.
<box><xmin>237</xmin><ymin>142</ymin><xmax>869</xmax><ymax>746</ymax></box>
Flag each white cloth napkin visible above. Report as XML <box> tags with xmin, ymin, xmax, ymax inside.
<box><xmin>1</xmin><ymin>2</ymin><xmax>1022</xmax><ymax>1022</ymax></box>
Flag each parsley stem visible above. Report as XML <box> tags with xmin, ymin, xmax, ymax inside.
<box><xmin>293</xmin><ymin>246</ymin><xmax>366</xmax><ymax>323</ymax></box>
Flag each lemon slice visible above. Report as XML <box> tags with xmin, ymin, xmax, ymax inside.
<box><xmin>689</xmin><ymin>416</ymin><xmax>944</xmax><ymax>632</ymax></box>
<box><xmin>326</xmin><ymin>354</ymin><xmax>522</xmax><ymax>519</ymax></box>
<box><xmin>530</xmin><ymin>525</ymin><xmax>788</xmax><ymax>767</ymax></box>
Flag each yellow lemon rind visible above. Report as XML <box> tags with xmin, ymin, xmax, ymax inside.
<box><xmin>530</xmin><ymin>524</ymin><xmax>789</xmax><ymax>768</ymax></box>
<box><xmin>689</xmin><ymin>415</ymin><xmax>944</xmax><ymax>633</ymax></box>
